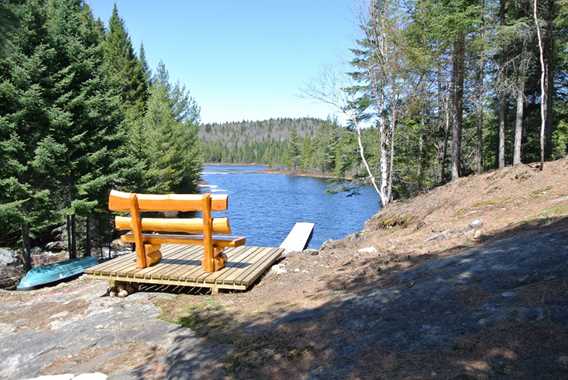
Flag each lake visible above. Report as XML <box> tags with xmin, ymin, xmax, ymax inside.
<box><xmin>201</xmin><ymin>165</ymin><xmax>380</xmax><ymax>248</ymax></box>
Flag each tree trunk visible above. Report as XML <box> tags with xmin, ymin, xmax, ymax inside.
<box><xmin>534</xmin><ymin>0</ymin><xmax>548</xmax><ymax>170</ymax></box>
<box><xmin>387</xmin><ymin>108</ymin><xmax>397</xmax><ymax>202</ymax></box>
<box><xmin>354</xmin><ymin>116</ymin><xmax>382</xmax><ymax>204</ymax></box>
<box><xmin>418</xmin><ymin>127</ymin><xmax>424</xmax><ymax>187</ymax></box>
<box><xmin>68</xmin><ymin>214</ymin><xmax>77</xmax><ymax>259</ymax></box>
<box><xmin>378</xmin><ymin>117</ymin><xmax>391</xmax><ymax>206</ymax></box>
<box><xmin>441</xmin><ymin>95</ymin><xmax>450</xmax><ymax>182</ymax></box>
<box><xmin>66</xmin><ymin>215</ymin><xmax>73</xmax><ymax>259</ymax></box>
<box><xmin>513</xmin><ymin>83</ymin><xmax>525</xmax><ymax>165</ymax></box>
<box><xmin>544</xmin><ymin>0</ymin><xmax>555</xmax><ymax>159</ymax></box>
<box><xmin>436</xmin><ymin>63</ymin><xmax>448</xmax><ymax>183</ymax></box>
<box><xmin>498</xmin><ymin>98</ymin><xmax>506</xmax><ymax>168</ymax></box>
<box><xmin>475</xmin><ymin>0</ymin><xmax>486</xmax><ymax>174</ymax></box>
<box><xmin>498</xmin><ymin>0</ymin><xmax>507</xmax><ymax>169</ymax></box>
<box><xmin>451</xmin><ymin>31</ymin><xmax>465</xmax><ymax>180</ymax></box>
<box><xmin>84</xmin><ymin>216</ymin><xmax>91</xmax><ymax>257</ymax></box>
<box><xmin>20</xmin><ymin>222</ymin><xmax>32</xmax><ymax>271</ymax></box>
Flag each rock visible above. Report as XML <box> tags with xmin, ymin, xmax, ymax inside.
<box><xmin>26</xmin><ymin>375</ymin><xmax>74</xmax><ymax>380</ymax></box>
<box><xmin>117</xmin><ymin>289</ymin><xmax>129</xmax><ymax>298</ymax></box>
<box><xmin>74</xmin><ymin>373</ymin><xmax>108</xmax><ymax>380</ymax></box>
<box><xmin>111</xmin><ymin>239</ymin><xmax>128</xmax><ymax>249</ymax></box>
<box><xmin>0</xmin><ymin>247</ymin><xmax>18</xmax><ymax>266</ymax></box>
<box><xmin>30</xmin><ymin>247</ymin><xmax>42</xmax><ymax>256</ymax></box>
<box><xmin>358</xmin><ymin>246</ymin><xmax>377</xmax><ymax>254</ymax></box>
<box><xmin>303</xmin><ymin>249</ymin><xmax>319</xmax><ymax>256</ymax></box>
<box><xmin>51</xmin><ymin>224</ymin><xmax>66</xmax><ymax>239</ymax></box>
<box><xmin>321</xmin><ymin>239</ymin><xmax>342</xmax><ymax>250</ymax></box>
<box><xmin>426</xmin><ymin>230</ymin><xmax>451</xmax><ymax>242</ymax></box>
<box><xmin>280</xmin><ymin>250</ymin><xmax>299</xmax><ymax>259</ymax></box>
<box><xmin>270</xmin><ymin>264</ymin><xmax>287</xmax><ymax>275</ymax></box>
<box><xmin>46</xmin><ymin>241</ymin><xmax>65</xmax><ymax>252</ymax></box>
<box><xmin>0</xmin><ymin>322</ymin><xmax>16</xmax><ymax>335</ymax></box>
<box><xmin>25</xmin><ymin>373</ymin><xmax>107</xmax><ymax>380</ymax></box>
<box><xmin>0</xmin><ymin>248</ymin><xmax>22</xmax><ymax>289</ymax></box>
<box><xmin>469</xmin><ymin>219</ymin><xmax>483</xmax><ymax>230</ymax></box>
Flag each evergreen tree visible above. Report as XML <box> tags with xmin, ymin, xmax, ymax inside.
<box><xmin>140</xmin><ymin>64</ymin><xmax>201</xmax><ymax>193</ymax></box>
<box><xmin>139</xmin><ymin>41</ymin><xmax>151</xmax><ymax>82</ymax></box>
<box><xmin>286</xmin><ymin>129</ymin><xmax>301</xmax><ymax>171</ymax></box>
<box><xmin>102</xmin><ymin>4</ymin><xmax>147</xmax><ymax>112</ymax></box>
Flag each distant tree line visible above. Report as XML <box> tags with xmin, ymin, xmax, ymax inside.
<box><xmin>200</xmin><ymin>118</ymin><xmax>322</xmax><ymax>165</ymax></box>
<box><xmin>200</xmin><ymin>118</ymin><xmax>383</xmax><ymax>178</ymax></box>
<box><xmin>0</xmin><ymin>1</ymin><xmax>201</xmax><ymax>267</ymax></box>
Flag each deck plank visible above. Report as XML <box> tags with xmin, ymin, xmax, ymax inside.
<box><xmin>237</xmin><ymin>248</ymin><xmax>283</xmax><ymax>286</ymax></box>
<box><xmin>149</xmin><ymin>247</ymin><xmax>200</xmax><ymax>280</ymax></box>
<box><xmin>136</xmin><ymin>245</ymin><xmax>193</xmax><ymax>279</ymax></box>
<box><xmin>203</xmin><ymin>247</ymin><xmax>257</xmax><ymax>284</ymax></box>
<box><xmin>233</xmin><ymin>247</ymin><xmax>282</xmax><ymax>285</ymax></box>
<box><xmin>88</xmin><ymin>253</ymin><xmax>133</xmax><ymax>274</ymax></box>
<box><xmin>86</xmin><ymin>244</ymin><xmax>279</xmax><ymax>291</ymax></box>
<box><xmin>208</xmin><ymin>246</ymin><xmax>264</xmax><ymax>284</ymax></box>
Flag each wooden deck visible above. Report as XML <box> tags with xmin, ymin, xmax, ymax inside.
<box><xmin>85</xmin><ymin>245</ymin><xmax>284</xmax><ymax>292</ymax></box>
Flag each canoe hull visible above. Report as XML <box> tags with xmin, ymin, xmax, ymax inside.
<box><xmin>17</xmin><ymin>256</ymin><xmax>98</xmax><ymax>290</ymax></box>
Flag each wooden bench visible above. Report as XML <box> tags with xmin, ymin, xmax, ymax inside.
<box><xmin>108</xmin><ymin>190</ymin><xmax>245</xmax><ymax>272</ymax></box>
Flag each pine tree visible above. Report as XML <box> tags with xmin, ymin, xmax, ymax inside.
<box><xmin>102</xmin><ymin>4</ymin><xmax>147</xmax><ymax>112</ymax></box>
<box><xmin>287</xmin><ymin>129</ymin><xmax>301</xmax><ymax>171</ymax></box>
<box><xmin>0</xmin><ymin>0</ymin><xmax>58</xmax><ymax>265</ymax></box>
<box><xmin>139</xmin><ymin>41</ymin><xmax>151</xmax><ymax>82</ymax></box>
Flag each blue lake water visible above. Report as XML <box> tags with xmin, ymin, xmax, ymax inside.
<box><xmin>201</xmin><ymin>165</ymin><xmax>380</xmax><ymax>248</ymax></box>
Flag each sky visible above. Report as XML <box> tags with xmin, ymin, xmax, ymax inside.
<box><xmin>86</xmin><ymin>1</ymin><xmax>363</xmax><ymax>123</ymax></box>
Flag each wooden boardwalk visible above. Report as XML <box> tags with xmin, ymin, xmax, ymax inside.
<box><xmin>85</xmin><ymin>245</ymin><xmax>284</xmax><ymax>292</ymax></box>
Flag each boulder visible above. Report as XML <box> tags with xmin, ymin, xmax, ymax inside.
<box><xmin>469</xmin><ymin>219</ymin><xmax>483</xmax><ymax>230</ymax></box>
<box><xmin>303</xmin><ymin>249</ymin><xmax>319</xmax><ymax>256</ymax></box>
<box><xmin>46</xmin><ymin>241</ymin><xmax>65</xmax><ymax>252</ymax></box>
<box><xmin>0</xmin><ymin>247</ymin><xmax>18</xmax><ymax>266</ymax></box>
<box><xmin>0</xmin><ymin>247</ymin><xmax>22</xmax><ymax>289</ymax></box>
<box><xmin>30</xmin><ymin>246</ymin><xmax>42</xmax><ymax>256</ymax></box>
<box><xmin>270</xmin><ymin>264</ymin><xmax>287</xmax><ymax>275</ymax></box>
<box><xmin>358</xmin><ymin>246</ymin><xmax>377</xmax><ymax>254</ymax></box>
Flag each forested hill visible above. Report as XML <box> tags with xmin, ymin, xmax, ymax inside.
<box><xmin>200</xmin><ymin>118</ymin><xmax>324</xmax><ymax>143</ymax></box>
<box><xmin>199</xmin><ymin>118</ymin><xmax>325</xmax><ymax>164</ymax></box>
<box><xmin>199</xmin><ymin>118</ymin><xmax>376</xmax><ymax>179</ymax></box>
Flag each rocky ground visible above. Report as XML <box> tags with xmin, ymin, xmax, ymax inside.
<box><xmin>1</xmin><ymin>159</ymin><xmax>567</xmax><ymax>379</ymax></box>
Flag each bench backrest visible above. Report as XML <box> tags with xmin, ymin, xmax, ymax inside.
<box><xmin>108</xmin><ymin>190</ymin><xmax>230</xmax><ymax>270</ymax></box>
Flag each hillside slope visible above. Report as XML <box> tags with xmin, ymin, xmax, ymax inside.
<box><xmin>1</xmin><ymin>159</ymin><xmax>567</xmax><ymax>379</ymax></box>
<box><xmin>157</xmin><ymin>158</ymin><xmax>568</xmax><ymax>378</ymax></box>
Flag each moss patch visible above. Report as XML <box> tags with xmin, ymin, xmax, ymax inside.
<box><xmin>471</xmin><ymin>197</ymin><xmax>511</xmax><ymax>209</ymax></box>
<box><xmin>540</xmin><ymin>203</ymin><xmax>568</xmax><ymax>219</ymax></box>
<box><xmin>373</xmin><ymin>213</ymin><xmax>415</xmax><ymax>229</ymax></box>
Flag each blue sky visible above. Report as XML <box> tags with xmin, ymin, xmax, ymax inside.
<box><xmin>86</xmin><ymin>1</ymin><xmax>362</xmax><ymax>123</ymax></box>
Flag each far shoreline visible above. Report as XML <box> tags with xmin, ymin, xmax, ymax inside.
<box><xmin>203</xmin><ymin>162</ymin><xmax>355</xmax><ymax>181</ymax></box>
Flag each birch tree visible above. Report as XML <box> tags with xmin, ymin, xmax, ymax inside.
<box><xmin>533</xmin><ymin>0</ymin><xmax>548</xmax><ymax>169</ymax></box>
